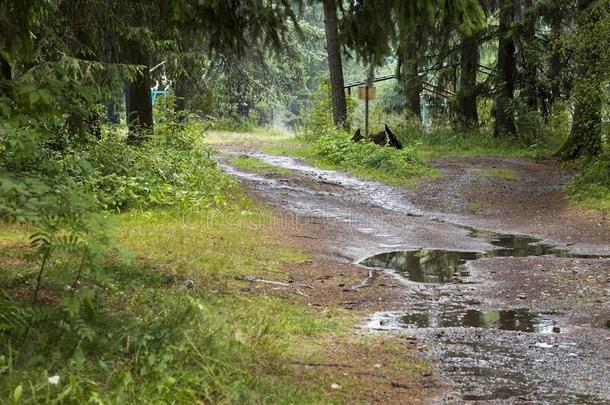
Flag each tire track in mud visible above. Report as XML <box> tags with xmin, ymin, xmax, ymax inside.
<box><xmin>217</xmin><ymin>148</ymin><xmax>610</xmax><ymax>404</ymax></box>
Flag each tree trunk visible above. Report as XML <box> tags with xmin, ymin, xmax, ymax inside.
<box><xmin>125</xmin><ymin>40</ymin><xmax>153</xmax><ymax>142</ymax></box>
<box><xmin>494</xmin><ymin>0</ymin><xmax>517</xmax><ymax>137</ymax></box>
<box><xmin>405</xmin><ymin>60</ymin><xmax>422</xmax><ymax>119</ymax></box>
<box><xmin>0</xmin><ymin>52</ymin><xmax>11</xmax><ymax>98</ymax></box>
<box><xmin>0</xmin><ymin>53</ymin><xmax>10</xmax><ymax>81</ymax></box>
<box><xmin>556</xmin><ymin>0</ymin><xmax>602</xmax><ymax>160</ymax></box>
<box><xmin>521</xmin><ymin>0</ymin><xmax>538</xmax><ymax>111</ymax></box>
<box><xmin>397</xmin><ymin>40</ymin><xmax>422</xmax><ymax>119</ymax></box>
<box><xmin>456</xmin><ymin>33</ymin><xmax>479</xmax><ymax>128</ymax></box>
<box><xmin>547</xmin><ymin>11</ymin><xmax>563</xmax><ymax>116</ymax></box>
<box><xmin>322</xmin><ymin>0</ymin><xmax>348</xmax><ymax>129</ymax></box>
<box><xmin>174</xmin><ymin>77</ymin><xmax>188</xmax><ymax>113</ymax></box>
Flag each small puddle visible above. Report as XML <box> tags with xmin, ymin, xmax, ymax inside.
<box><xmin>360</xmin><ymin>230</ymin><xmax>605</xmax><ymax>284</ymax></box>
<box><xmin>368</xmin><ymin>309</ymin><xmax>558</xmax><ymax>333</ymax></box>
<box><xmin>361</xmin><ymin>249</ymin><xmax>478</xmax><ymax>283</ymax></box>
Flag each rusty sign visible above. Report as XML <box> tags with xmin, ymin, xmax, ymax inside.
<box><xmin>357</xmin><ymin>86</ymin><xmax>376</xmax><ymax>100</ymax></box>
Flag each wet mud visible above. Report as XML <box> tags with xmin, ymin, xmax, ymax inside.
<box><xmin>218</xmin><ymin>147</ymin><xmax>610</xmax><ymax>403</ymax></box>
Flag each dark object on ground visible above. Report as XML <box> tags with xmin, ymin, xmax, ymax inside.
<box><xmin>351</xmin><ymin>125</ymin><xmax>402</xmax><ymax>149</ymax></box>
<box><xmin>385</xmin><ymin>124</ymin><xmax>402</xmax><ymax>149</ymax></box>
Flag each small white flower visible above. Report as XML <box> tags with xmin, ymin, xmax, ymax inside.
<box><xmin>48</xmin><ymin>375</ymin><xmax>60</xmax><ymax>385</ymax></box>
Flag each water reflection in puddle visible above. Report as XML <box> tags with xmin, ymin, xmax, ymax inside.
<box><xmin>360</xmin><ymin>230</ymin><xmax>605</xmax><ymax>284</ymax></box>
<box><xmin>368</xmin><ymin>309</ymin><xmax>558</xmax><ymax>333</ymax></box>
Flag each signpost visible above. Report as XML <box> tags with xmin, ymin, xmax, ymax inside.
<box><xmin>358</xmin><ymin>85</ymin><xmax>376</xmax><ymax>136</ymax></box>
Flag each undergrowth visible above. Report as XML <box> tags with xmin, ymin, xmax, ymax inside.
<box><xmin>0</xmin><ymin>205</ymin><xmax>343</xmax><ymax>403</ymax></box>
<box><xmin>309</xmin><ymin>129</ymin><xmax>437</xmax><ymax>187</ymax></box>
<box><xmin>565</xmin><ymin>152</ymin><xmax>610</xmax><ymax>211</ymax></box>
<box><xmin>0</xmin><ymin>115</ymin><xmax>343</xmax><ymax>403</ymax></box>
<box><xmin>226</xmin><ymin>155</ymin><xmax>292</xmax><ymax>175</ymax></box>
<box><xmin>261</xmin><ymin>129</ymin><xmax>437</xmax><ymax>187</ymax></box>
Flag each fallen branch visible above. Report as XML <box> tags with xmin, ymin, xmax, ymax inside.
<box><xmin>294</xmin><ymin>289</ymin><xmax>311</xmax><ymax>298</ymax></box>
<box><xmin>243</xmin><ymin>276</ymin><xmax>314</xmax><ymax>289</ymax></box>
<box><xmin>289</xmin><ymin>360</ymin><xmax>352</xmax><ymax>368</ymax></box>
<box><xmin>352</xmin><ymin>371</ymin><xmax>413</xmax><ymax>389</ymax></box>
<box><xmin>245</xmin><ymin>276</ymin><xmax>290</xmax><ymax>286</ymax></box>
<box><xmin>289</xmin><ymin>234</ymin><xmax>318</xmax><ymax>240</ymax></box>
<box><xmin>351</xmin><ymin>269</ymin><xmax>377</xmax><ymax>289</ymax></box>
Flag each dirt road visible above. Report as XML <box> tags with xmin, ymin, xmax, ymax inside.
<box><xmin>218</xmin><ymin>143</ymin><xmax>610</xmax><ymax>404</ymax></box>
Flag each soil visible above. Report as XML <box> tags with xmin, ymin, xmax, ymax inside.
<box><xmin>218</xmin><ymin>142</ymin><xmax>610</xmax><ymax>404</ymax></box>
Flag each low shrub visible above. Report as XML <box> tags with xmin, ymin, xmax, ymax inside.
<box><xmin>565</xmin><ymin>152</ymin><xmax>610</xmax><ymax>210</ymax></box>
<box><xmin>310</xmin><ymin>128</ymin><xmax>434</xmax><ymax>186</ymax></box>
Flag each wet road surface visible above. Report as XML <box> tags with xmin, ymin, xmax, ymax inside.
<box><xmin>218</xmin><ymin>149</ymin><xmax>610</xmax><ymax>403</ymax></box>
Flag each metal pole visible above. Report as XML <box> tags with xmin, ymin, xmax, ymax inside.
<box><xmin>364</xmin><ymin>86</ymin><xmax>369</xmax><ymax>136</ymax></box>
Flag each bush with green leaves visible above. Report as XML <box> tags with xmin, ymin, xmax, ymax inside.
<box><xmin>74</xmin><ymin>126</ymin><xmax>235</xmax><ymax>211</ymax></box>
<box><xmin>0</xmin><ymin>114</ymin><xmax>239</xmax><ymax>370</ymax></box>
<box><xmin>310</xmin><ymin>128</ymin><xmax>434</xmax><ymax>186</ymax></box>
<box><xmin>565</xmin><ymin>152</ymin><xmax>610</xmax><ymax>210</ymax></box>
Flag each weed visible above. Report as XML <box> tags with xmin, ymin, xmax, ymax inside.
<box><xmin>227</xmin><ymin>155</ymin><xmax>292</xmax><ymax>175</ymax></box>
<box><xmin>565</xmin><ymin>152</ymin><xmax>610</xmax><ymax>211</ymax></box>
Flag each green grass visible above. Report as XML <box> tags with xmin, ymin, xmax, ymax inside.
<box><xmin>227</xmin><ymin>154</ymin><xmax>292</xmax><ymax>175</ymax></box>
<box><xmin>413</xmin><ymin>138</ymin><xmax>549</xmax><ymax>158</ymax></box>
<box><xmin>0</xmin><ymin>200</ymin><xmax>352</xmax><ymax>404</ymax></box>
<box><xmin>465</xmin><ymin>201</ymin><xmax>483</xmax><ymax>214</ymax></box>
<box><xmin>204</xmin><ymin>129</ymin><xmax>294</xmax><ymax>145</ymax></box>
<box><xmin>263</xmin><ymin>137</ymin><xmax>439</xmax><ymax>188</ymax></box>
<box><xmin>565</xmin><ymin>152</ymin><xmax>610</xmax><ymax>211</ymax></box>
<box><xmin>480</xmin><ymin>168</ymin><xmax>521</xmax><ymax>181</ymax></box>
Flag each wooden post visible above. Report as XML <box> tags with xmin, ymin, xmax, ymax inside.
<box><xmin>364</xmin><ymin>86</ymin><xmax>369</xmax><ymax>136</ymax></box>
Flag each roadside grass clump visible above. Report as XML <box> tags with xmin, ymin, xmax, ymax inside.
<box><xmin>227</xmin><ymin>154</ymin><xmax>292</xmax><ymax>175</ymax></box>
<box><xmin>308</xmin><ymin>128</ymin><xmax>437</xmax><ymax>187</ymax></box>
<box><xmin>394</xmin><ymin>126</ymin><xmax>554</xmax><ymax>158</ymax></box>
<box><xmin>565</xmin><ymin>152</ymin><xmax>610</xmax><ymax>211</ymax></box>
<box><xmin>73</xmin><ymin>122</ymin><xmax>237</xmax><ymax>211</ymax></box>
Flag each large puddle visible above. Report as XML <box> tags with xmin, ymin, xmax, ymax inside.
<box><xmin>368</xmin><ymin>308</ymin><xmax>558</xmax><ymax>333</ymax></box>
<box><xmin>359</xmin><ymin>230</ymin><xmax>601</xmax><ymax>334</ymax></box>
<box><xmin>360</xmin><ymin>229</ymin><xmax>605</xmax><ymax>284</ymax></box>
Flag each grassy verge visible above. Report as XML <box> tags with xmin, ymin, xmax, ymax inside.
<box><xmin>262</xmin><ymin>135</ymin><xmax>439</xmax><ymax>188</ymax></box>
<box><xmin>565</xmin><ymin>152</ymin><xmax>610</xmax><ymax>211</ymax></box>
<box><xmin>204</xmin><ymin>129</ymin><xmax>293</xmax><ymax>145</ymax></box>
<box><xmin>0</xmin><ymin>200</ymin><xmax>353</xmax><ymax>403</ymax></box>
<box><xmin>408</xmin><ymin>131</ymin><xmax>552</xmax><ymax>158</ymax></box>
<box><xmin>226</xmin><ymin>154</ymin><xmax>292</xmax><ymax>175</ymax></box>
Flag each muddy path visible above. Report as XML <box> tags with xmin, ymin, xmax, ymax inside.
<box><xmin>217</xmin><ymin>144</ymin><xmax>610</xmax><ymax>403</ymax></box>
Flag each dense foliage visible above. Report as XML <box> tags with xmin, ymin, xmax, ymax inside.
<box><xmin>565</xmin><ymin>152</ymin><xmax>610</xmax><ymax>210</ymax></box>
<box><xmin>310</xmin><ymin>128</ymin><xmax>435</xmax><ymax>186</ymax></box>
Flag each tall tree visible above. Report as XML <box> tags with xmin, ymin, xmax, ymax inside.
<box><xmin>519</xmin><ymin>0</ymin><xmax>540</xmax><ymax>111</ymax></box>
<box><xmin>556</xmin><ymin>0</ymin><xmax>608</xmax><ymax>159</ymax></box>
<box><xmin>547</xmin><ymin>8</ymin><xmax>565</xmax><ymax>115</ymax></box>
<box><xmin>396</xmin><ymin>33</ymin><xmax>423</xmax><ymax>119</ymax></box>
<box><xmin>456</xmin><ymin>32</ymin><xmax>480</xmax><ymax>128</ymax></box>
<box><xmin>494</xmin><ymin>0</ymin><xmax>517</xmax><ymax>137</ymax></box>
<box><xmin>322</xmin><ymin>0</ymin><xmax>347</xmax><ymax>129</ymax></box>
<box><xmin>125</xmin><ymin>43</ymin><xmax>154</xmax><ymax>142</ymax></box>
<box><xmin>340</xmin><ymin>0</ymin><xmax>484</xmax><ymax>126</ymax></box>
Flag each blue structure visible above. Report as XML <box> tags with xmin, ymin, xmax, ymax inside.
<box><xmin>151</xmin><ymin>87</ymin><xmax>169</xmax><ymax>105</ymax></box>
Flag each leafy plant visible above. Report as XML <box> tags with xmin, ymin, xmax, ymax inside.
<box><xmin>565</xmin><ymin>151</ymin><xmax>610</xmax><ymax>211</ymax></box>
<box><xmin>310</xmin><ymin>128</ymin><xmax>435</xmax><ymax>187</ymax></box>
